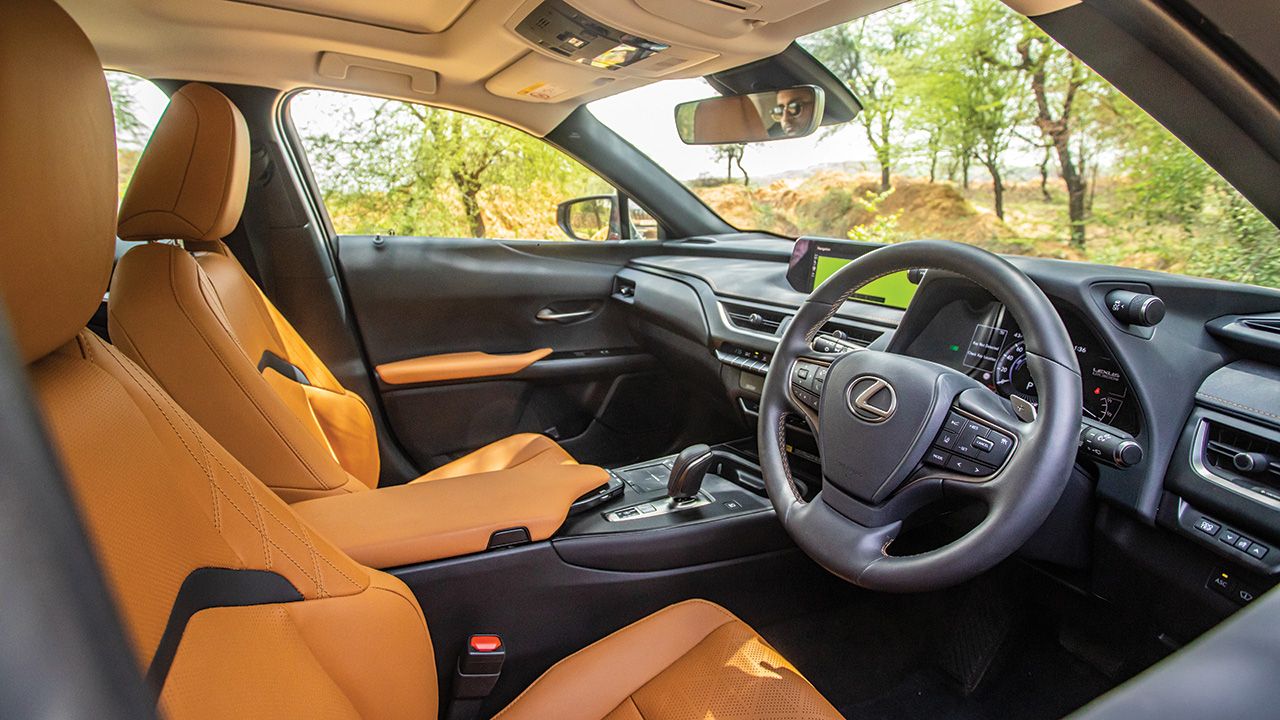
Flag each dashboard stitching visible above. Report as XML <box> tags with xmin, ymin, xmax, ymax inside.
<box><xmin>1197</xmin><ymin>392</ymin><xmax>1280</xmax><ymax>422</ymax></box>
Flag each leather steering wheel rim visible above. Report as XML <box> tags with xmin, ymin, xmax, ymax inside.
<box><xmin>757</xmin><ymin>240</ymin><xmax>1082</xmax><ymax>592</ymax></box>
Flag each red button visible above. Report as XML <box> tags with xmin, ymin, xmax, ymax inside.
<box><xmin>470</xmin><ymin>635</ymin><xmax>502</xmax><ymax>653</ymax></box>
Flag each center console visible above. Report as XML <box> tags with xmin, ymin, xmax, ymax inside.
<box><xmin>552</xmin><ymin>442</ymin><xmax>809</xmax><ymax>572</ymax></box>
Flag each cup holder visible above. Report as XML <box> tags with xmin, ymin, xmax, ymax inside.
<box><xmin>708</xmin><ymin>449</ymin><xmax>811</xmax><ymax>500</ymax></box>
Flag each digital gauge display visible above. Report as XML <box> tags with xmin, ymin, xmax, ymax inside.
<box><xmin>991</xmin><ymin>334</ymin><xmax>1130</xmax><ymax>427</ymax></box>
<box><xmin>951</xmin><ymin>313</ymin><xmax>1139</xmax><ymax>434</ymax></box>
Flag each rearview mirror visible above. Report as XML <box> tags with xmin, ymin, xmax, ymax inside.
<box><xmin>557</xmin><ymin>195</ymin><xmax>619</xmax><ymax>241</ymax></box>
<box><xmin>674</xmin><ymin>85</ymin><xmax>825</xmax><ymax>145</ymax></box>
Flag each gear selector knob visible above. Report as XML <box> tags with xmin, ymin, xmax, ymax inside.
<box><xmin>668</xmin><ymin>444</ymin><xmax>714</xmax><ymax>501</ymax></box>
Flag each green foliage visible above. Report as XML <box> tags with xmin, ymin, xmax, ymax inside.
<box><xmin>793</xmin><ymin>0</ymin><xmax>1277</xmax><ymax>286</ymax></box>
<box><xmin>296</xmin><ymin>92</ymin><xmax>608</xmax><ymax>239</ymax></box>
<box><xmin>846</xmin><ymin>189</ymin><xmax>902</xmax><ymax>243</ymax></box>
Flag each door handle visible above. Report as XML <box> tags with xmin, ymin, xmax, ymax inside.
<box><xmin>536</xmin><ymin>308</ymin><xmax>594</xmax><ymax>323</ymax></box>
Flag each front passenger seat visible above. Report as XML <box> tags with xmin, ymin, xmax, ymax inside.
<box><xmin>108</xmin><ymin>83</ymin><xmax>591</xmax><ymax>503</ymax></box>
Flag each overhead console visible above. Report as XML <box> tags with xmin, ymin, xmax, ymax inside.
<box><xmin>492</xmin><ymin>0</ymin><xmax>717</xmax><ymax>103</ymax></box>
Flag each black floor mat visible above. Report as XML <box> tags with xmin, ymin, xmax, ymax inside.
<box><xmin>834</xmin><ymin>626</ymin><xmax>1114</xmax><ymax>720</ymax></box>
<box><xmin>759</xmin><ymin>574</ymin><xmax>1119</xmax><ymax>720</ymax></box>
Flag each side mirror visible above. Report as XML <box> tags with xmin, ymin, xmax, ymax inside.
<box><xmin>674</xmin><ymin>85</ymin><xmax>825</xmax><ymax>145</ymax></box>
<box><xmin>557</xmin><ymin>195</ymin><xmax>620</xmax><ymax>241</ymax></box>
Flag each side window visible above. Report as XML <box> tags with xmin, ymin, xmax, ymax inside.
<box><xmin>288</xmin><ymin>89</ymin><xmax>647</xmax><ymax>241</ymax></box>
<box><xmin>105</xmin><ymin>71</ymin><xmax>169</xmax><ymax>200</ymax></box>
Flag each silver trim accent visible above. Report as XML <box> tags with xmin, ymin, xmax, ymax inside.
<box><xmin>846</xmin><ymin>375</ymin><xmax>897</xmax><ymax>423</ymax></box>
<box><xmin>1189</xmin><ymin>420</ymin><xmax>1280</xmax><ymax>512</ymax></box>
<box><xmin>535</xmin><ymin>308</ymin><xmax>593</xmax><ymax>322</ymax></box>
<box><xmin>603</xmin><ymin>491</ymin><xmax>715</xmax><ymax>522</ymax></box>
<box><xmin>716</xmin><ymin>301</ymin><xmax>790</xmax><ymax>341</ymax></box>
<box><xmin>1011</xmin><ymin>395</ymin><xmax>1037</xmax><ymax>422</ymax></box>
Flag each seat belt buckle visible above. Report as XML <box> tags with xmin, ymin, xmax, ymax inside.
<box><xmin>445</xmin><ymin>634</ymin><xmax>505</xmax><ymax>720</ymax></box>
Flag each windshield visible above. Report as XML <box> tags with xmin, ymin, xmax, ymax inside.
<box><xmin>588</xmin><ymin>0</ymin><xmax>1279</xmax><ymax>287</ymax></box>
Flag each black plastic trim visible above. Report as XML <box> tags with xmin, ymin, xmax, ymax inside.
<box><xmin>257</xmin><ymin>349</ymin><xmax>310</xmax><ymax>385</ymax></box>
<box><xmin>145</xmin><ymin>568</ymin><xmax>302</xmax><ymax>692</ymax></box>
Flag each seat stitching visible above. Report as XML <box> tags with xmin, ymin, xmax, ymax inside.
<box><xmin>102</xmin><ymin>335</ymin><xmax>358</xmax><ymax>592</ymax></box>
<box><xmin>97</xmin><ymin>334</ymin><xmax>228</xmax><ymax>530</ymax></box>
<box><xmin>298</xmin><ymin>521</ymin><xmax>327</xmax><ymax>598</ymax></box>
<box><xmin>100</xmin><ymin>340</ymin><xmax>323</xmax><ymax>586</ymax></box>
<box><xmin>103</xmin><ymin>342</ymin><xmax>321</xmax><ymax>585</ymax></box>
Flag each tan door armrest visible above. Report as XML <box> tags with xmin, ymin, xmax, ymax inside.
<box><xmin>292</xmin><ymin>461</ymin><xmax>608</xmax><ymax>568</ymax></box>
<box><xmin>376</xmin><ymin>348</ymin><xmax>552</xmax><ymax>385</ymax></box>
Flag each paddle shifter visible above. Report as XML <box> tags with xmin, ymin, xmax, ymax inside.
<box><xmin>667</xmin><ymin>444</ymin><xmax>714</xmax><ymax>501</ymax></box>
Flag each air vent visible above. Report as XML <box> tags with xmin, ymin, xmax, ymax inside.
<box><xmin>723</xmin><ymin>303</ymin><xmax>788</xmax><ymax>335</ymax></box>
<box><xmin>818</xmin><ymin>321</ymin><xmax>884</xmax><ymax>348</ymax></box>
<box><xmin>1240</xmin><ymin>316</ymin><xmax>1280</xmax><ymax>335</ymax></box>
<box><xmin>1203</xmin><ymin>420</ymin><xmax>1280</xmax><ymax>485</ymax></box>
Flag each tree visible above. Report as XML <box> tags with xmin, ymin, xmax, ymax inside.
<box><xmin>711</xmin><ymin>144</ymin><xmax>750</xmax><ymax>185</ymax></box>
<box><xmin>808</xmin><ymin>12</ymin><xmax>921</xmax><ymax>191</ymax></box>
<box><xmin>107</xmin><ymin>73</ymin><xmax>150</xmax><ymax>149</ymax></box>
<box><xmin>902</xmin><ymin>0</ymin><xmax>1022</xmax><ymax>219</ymax></box>
<box><xmin>1006</xmin><ymin>28</ymin><xmax>1095</xmax><ymax>246</ymax></box>
<box><xmin>302</xmin><ymin>96</ymin><xmax>602</xmax><ymax>238</ymax></box>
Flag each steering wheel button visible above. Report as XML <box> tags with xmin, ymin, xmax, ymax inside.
<box><xmin>944</xmin><ymin>413</ymin><xmax>966</xmax><ymax>433</ymax></box>
<box><xmin>926</xmin><ymin>449</ymin><xmax>950</xmax><ymax>467</ymax></box>
<box><xmin>972</xmin><ymin>436</ymin><xmax>995</xmax><ymax>453</ymax></box>
<box><xmin>945</xmin><ymin>456</ymin><xmax>988</xmax><ymax>476</ymax></box>
<box><xmin>937</xmin><ymin>431</ymin><xmax>957</xmax><ymax>448</ymax></box>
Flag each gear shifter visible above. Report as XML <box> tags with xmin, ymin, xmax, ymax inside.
<box><xmin>667</xmin><ymin>444</ymin><xmax>714</xmax><ymax>501</ymax></box>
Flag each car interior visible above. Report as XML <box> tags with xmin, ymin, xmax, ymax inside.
<box><xmin>3</xmin><ymin>0</ymin><xmax>1280</xmax><ymax>718</ymax></box>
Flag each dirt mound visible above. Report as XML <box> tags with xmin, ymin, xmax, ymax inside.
<box><xmin>695</xmin><ymin>172</ymin><xmax>1013</xmax><ymax>245</ymax></box>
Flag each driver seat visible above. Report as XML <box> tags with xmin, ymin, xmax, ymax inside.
<box><xmin>0</xmin><ymin>2</ymin><xmax>842</xmax><ymax>718</ymax></box>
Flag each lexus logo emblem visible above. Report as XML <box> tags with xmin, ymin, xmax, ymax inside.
<box><xmin>847</xmin><ymin>376</ymin><xmax>897</xmax><ymax>423</ymax></box>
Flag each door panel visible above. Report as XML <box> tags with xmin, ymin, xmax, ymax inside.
<box><xmin>336</xmin><ymin>235</ymin><xmax>681</xmax><ymax>469</ymax></box>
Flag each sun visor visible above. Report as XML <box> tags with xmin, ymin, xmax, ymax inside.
<box><xmin>486</xmin><ymin>53</ymin><xmax>616</xmax><ymax>103</ymax></box>
<box><xmin>632</xmin><ymin>0</ymin><xmax>829</xmax><ymax>40</ymax></box>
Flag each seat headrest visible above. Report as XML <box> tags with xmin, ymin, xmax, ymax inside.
<box><xmin>117</xmin><ymin>83</ymin><xmax>249</xmax><ymax>243</ymax></box>
<box><xmin>0</xmin><ymin>0</ymin><xmax>117</xmax><ymax>364</ymax></box>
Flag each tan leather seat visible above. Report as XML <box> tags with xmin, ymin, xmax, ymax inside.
<box><xmin>107</xmin><ymin>82</ymin><xmax>588</xmax><ymax>503</ymax></box>
<box><xmin>1</xmin><ymin>2</ymin><xmax>843</xmax><ymax>717</ymax></box>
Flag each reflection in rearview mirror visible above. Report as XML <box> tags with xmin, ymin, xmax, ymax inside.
<box><xmin>674</xmin><ymin>85</ymin><xmax>826</xmax><ymax>145</ymax></box>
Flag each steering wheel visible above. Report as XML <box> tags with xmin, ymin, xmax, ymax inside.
<box><xmin>758</xmin><ymin>241</ymin><xmax>1082</xmax><ymax>592</ymax></box>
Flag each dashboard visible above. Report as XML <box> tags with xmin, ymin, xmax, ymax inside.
<box><xmin>611</xmin><ymin>233</ymin><xmax>1280</xmax><ymax>644</ymax></box>
<box><xmin>905</xmin><ymin>299</ymin><xmax>1140</xmax><ymax>435</ymax></box>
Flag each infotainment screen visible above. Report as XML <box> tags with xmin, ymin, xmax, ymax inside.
<box><xmin>786</xmin><ymin>237</ymin><xmax>920</xmax><ymax>310</ymax></box>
